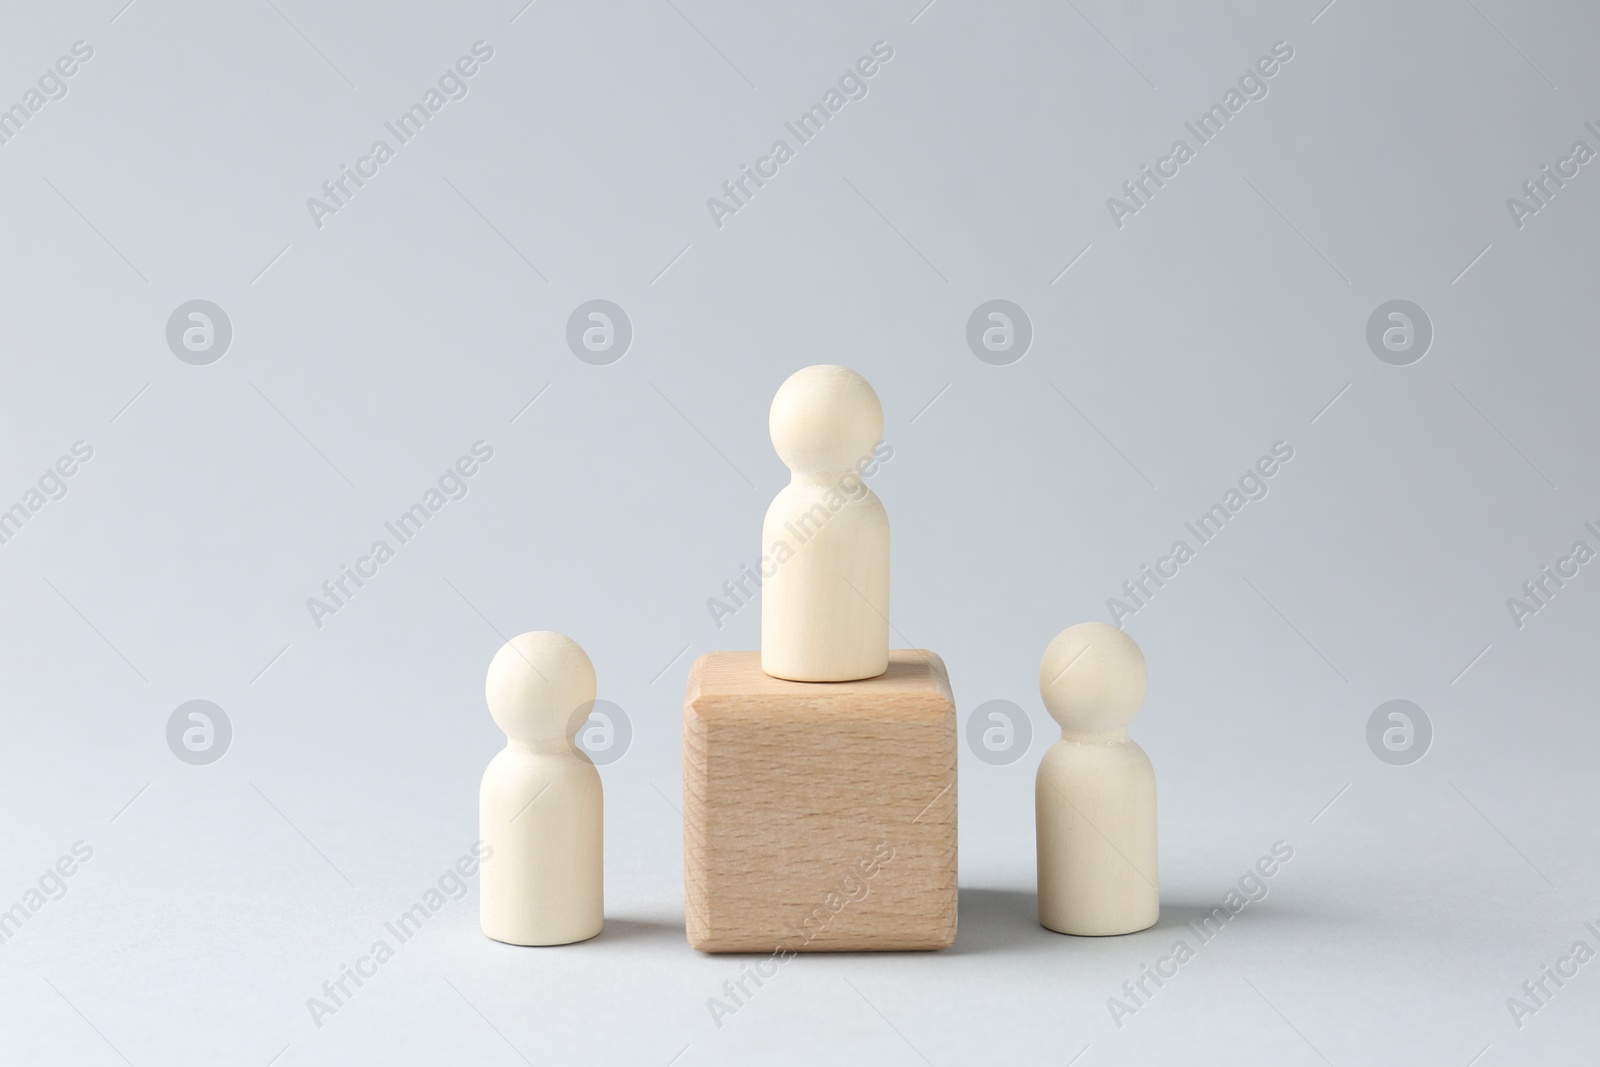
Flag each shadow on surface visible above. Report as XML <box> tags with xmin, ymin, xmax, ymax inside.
<box><xmin>948</xmin><ymin>887</ymin><xmax>1042</xmax><ymax>955</ymax></box>
<box><xmin>949</xmin><ymin>887</ymin><xmax>1332</xmax><ymax>956</ymax></box>
<box><xmin>597</xmin><ymin>917</ymin><xmax>685</xmax><ymax>947</ymax></box>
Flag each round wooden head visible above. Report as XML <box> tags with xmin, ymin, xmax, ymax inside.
<box><xmin>769</xmin><ymin>364</ymin><xmax>883</xmax><ymax>474</ymax></box>
<box><xmin>485</xmin><ymin>631</ymin><xmax>596</xmax><ymax>744</ymax></box>
<box><xmin>1039</xmin><ymin>622</ymin><xmax>1147</xmax><ymax>736</ymax></box>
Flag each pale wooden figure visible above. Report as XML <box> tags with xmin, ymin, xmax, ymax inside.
<box><xmin>480</xmin><ymin>631</ymin><xmax>603</xmax><ymax>946</ymax></box>
<box><xmin>1036</xmin><ymin>622</ymin><xmax>1158</xmax><ymax>936</ymax></box>
<box><xmin>760</xmin><ymin>365</ymin><xmax>889</xmax><ymax>682</ymax></box>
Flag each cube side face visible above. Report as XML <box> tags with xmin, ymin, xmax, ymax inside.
<box><xmin>684</xmin><ymin>651</ymin><xmax>957</xmax><ymax>952</ymax></box>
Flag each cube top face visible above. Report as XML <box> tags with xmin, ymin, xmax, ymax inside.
<box><xmin>683</xmin><ymin>650</ymin><xmax>957</xmax><ymax>953</ymax></box>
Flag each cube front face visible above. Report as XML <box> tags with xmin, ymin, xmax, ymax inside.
<box><xmin>683</xmin><ymin>650</ymin><xmax>958</xmax><ymax>953</ymax></box>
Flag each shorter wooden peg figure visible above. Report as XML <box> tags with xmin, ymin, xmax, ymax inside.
<box><xmin>480</xmin><ymin>631</ymin><xmax>603</xmax><ymax>946</ymax></box>
<box><xmin>1036</xmin><ymin>622</ymin><xmax>1158</xmax><ymax>936</ymax></box>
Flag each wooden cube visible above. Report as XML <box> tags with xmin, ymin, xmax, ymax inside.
<box><xmin>682</xmin><ymin>649</ymin><xmax>958</xmax><ymax>952</ymax></box>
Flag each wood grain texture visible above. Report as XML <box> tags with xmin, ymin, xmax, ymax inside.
<box><xmin>683</xmin><ymin>650</ymin><xmax>957</xmax><ymax>952</ymax></box>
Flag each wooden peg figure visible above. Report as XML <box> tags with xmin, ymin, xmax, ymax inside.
<box><xmin>480</xmin><ymin>631</ymin><xmax>603</xmax><ymax>946</ymax></box>
<box><xmin>1036</xmin><ymin>622</ymin><xmax>1158</xmax><ymax>935</ymax></box>
<box><xmin>760</xmin><ymin>365</ymin><xmax>890</xmax><ymax>682</ymax></box>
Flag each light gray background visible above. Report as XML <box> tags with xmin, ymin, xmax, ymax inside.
<box><xmin>2</xmin><ymin>0</ymin><xmax>1596</xmax><ymax>1064</ymax></box>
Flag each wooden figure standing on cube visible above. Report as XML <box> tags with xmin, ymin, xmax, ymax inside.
<box><xmin>684</xmin><ymin>365</ymin><xmax>957</xmax><ymax>952</ymax></box>
<box><xmin>761</xmin><ymin>365</ymin><xmax>889</xmax><ymax>683</ymax></box>
<box><xmin>1036</xmin><ymin>622</ymin><xmax>1158</xmax><ymax>936</ymax></box>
